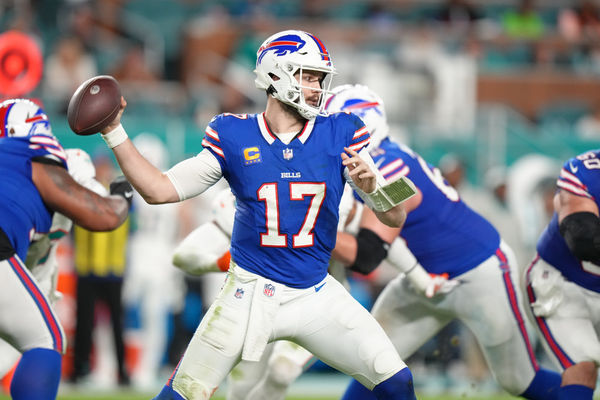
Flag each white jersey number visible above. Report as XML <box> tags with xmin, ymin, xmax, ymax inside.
<box><xmin>417</xmin><ymin>156</ymin><xmax>460</xmax><ymax>202</ymax></box>
<box><xmin>257</xmin><ymin>182</ymin><xmax>325</xmax><ymax>248</ymax></box>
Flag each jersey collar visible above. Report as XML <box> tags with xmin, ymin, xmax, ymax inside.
<box><xmin>258</xmin><ymin>113</ymin><xmax>315</xmax><ymax>145</ymax></box>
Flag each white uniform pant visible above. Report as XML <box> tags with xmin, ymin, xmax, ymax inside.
<box><xmin>170</xmin><ymin>262</ymin><xmax>405</xmax><ymax>400</ymax></box>
<box><xmin>371</xmin><ymin>242</ymin><xmax>538</xmax><ymax>395</ymax></box>
<box><xmin>0</xmin><ymin>255</ymin><xmax>65</xmax><ymax>354</ymax></box>
<box><xmin>525</xmin><ymin>256</ymin><xmax>600</xmax><ymax>370</ymax></box>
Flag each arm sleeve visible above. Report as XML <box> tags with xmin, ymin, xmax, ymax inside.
<box><xmin>165</xmin><ymin>150</ymin><xmax>223</xmax><ymax>201</ymax></box>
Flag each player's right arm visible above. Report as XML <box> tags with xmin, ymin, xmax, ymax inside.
<box><xmin>32</xmin><ymin>162</ymin><xmax>128</xmax><ymax>231</ymax></box>
<box><xmin>101</xmin><ymin>98</ymin><xmax>223</xmax><ymax>204</ymax></box>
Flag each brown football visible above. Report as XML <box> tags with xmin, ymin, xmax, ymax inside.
<box><xmin>67</xmin><ymin>75</ymin><xmax>121</xmax><ymax>135</ymax></box>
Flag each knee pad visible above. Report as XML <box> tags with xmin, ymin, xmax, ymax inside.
<box><xmin>266</xmin><ymin>354</ymin><xmax>303</xmax><ymax>387</ymax></box>
<box><xmin>172</xmin><ymin>372</ymin><xmax>214</xmax><ymax>400</ymax></box>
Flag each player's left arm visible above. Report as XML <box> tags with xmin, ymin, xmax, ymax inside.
<box><xmin>342</xmin><ymin>147</ymin><xmax>415</xmax><ymax>227</ymax></box>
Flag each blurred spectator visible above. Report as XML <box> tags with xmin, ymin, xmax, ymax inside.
<box><xmin>506</xmin><ymin>154</ymin><xmax>561</xmax><ymax>256</ymax></box>
<box><xmin>439</xmin><ymin>153</ymin><xmax>488</xmax><ymax>212</ymax></box>
<box><xmin>70</xmin><ymin>156</ymin><xmax>131</xmax><ymax>387</ymax></box>
<box><xmin>43</xmin><ymin>36</ymin><xmax>97</xmax><ymax>113</ymax></box>
<box><xmin>559</xmin><ymin>0</ymin><xmax>600</xmax><ymax>41</ymax></box>
<box><xmin>434</xmin><ymin>0</ymin><xmax>482</xmax><ymax>32</ymax></box>
<box><xmin>502</xmin><ymin>0</ymin><xmax>545</xmax><ymax>39</ymax></box>
<box><xmin>110</xmin><ymin>45</ymin><xmax>160</xmax><ymax>84</ymax></box>
<box><xmin>576</xmin><ymin>100</ymin><xmax>600</xmax><ymax>139</ymax></box>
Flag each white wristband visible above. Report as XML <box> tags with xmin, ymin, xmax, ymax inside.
<box><xmin>101</xmin><ymin>124</ymin><xmax>128</xmax><ymax>149</ymax></box>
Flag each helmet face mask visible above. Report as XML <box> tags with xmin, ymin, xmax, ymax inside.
<box><xmin>255</xmin><ymin>30</ymin><xmax>337</xmax><ymax>120</ymax></box>
<box><xmin>0</xmin><ymin>99</ymin><xmax>52</xmax><ymax>138</ymax></box>
<box><xmin>325</xmin><ymin>84</ymin><xmax>390</xmax><ymax>148</ymax></box>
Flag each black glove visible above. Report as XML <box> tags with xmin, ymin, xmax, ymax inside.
<box><xmin>109</xmin><ymin>176</ymin><xmax>133</xmax><ymax>207</ymax></box>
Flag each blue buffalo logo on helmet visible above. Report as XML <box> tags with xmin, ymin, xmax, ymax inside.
<box><xmin>257</xmin><ymin>34</ymin><xmax>307</xmax><ymax>64</ymax></box>
<box><xmin>0</xmin><ymin>98</ymin><xmax>52</xmax><ymax>138</ymax></box>
<box><xmin>341</xmin><ymin>98</ymin><xmax>384</xmax><ymax>120</ymax></box>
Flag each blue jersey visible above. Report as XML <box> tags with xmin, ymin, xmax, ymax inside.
<box><xmin>0</xmin><ymin>135</ymin><xmax>68</xmax><ymax>261</ymax></box>
<box><xmin>202</xmin><ymin>112</ymin><xmax>370</xmax><ymax>288</ymax></box>
<box><xmin>537</xmin><ymin>149</ymin><xmax>600</xmax><ymax>293</ymax></box>
<box><xmin>371</xmin><ymin>138</ymin><xmax>500</xmax><ymax>278</ymax></box>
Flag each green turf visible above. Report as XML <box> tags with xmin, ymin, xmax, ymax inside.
<box><xmin>0</xmin><ymin>393</ymin><xmax>516</xmax><ymax>400</ymax></box>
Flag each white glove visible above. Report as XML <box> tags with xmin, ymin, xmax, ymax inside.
<box><xmin>405</xmin><ymin>267</ymin><xmax>461</xmax><ymax>298</ymax></box>
<box><xmin>387</xmin><ymin>237</ymin><xmax>460</xmax><ymax>298</ymax></box>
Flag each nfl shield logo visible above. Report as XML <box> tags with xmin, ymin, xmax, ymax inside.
<box><xmin>235</xmin><ymin>288</ymin><xmax>245</xmax><ymax>299</ymax></box>
<box><xmin>283</xmin><ymin>148</ymin><xmax>293</xmax><ymax>160</ymax></box>
<box><xmin>263</xmin><ymin>283</ymin><xmax>275</xmax><ymax>297</ymax></box>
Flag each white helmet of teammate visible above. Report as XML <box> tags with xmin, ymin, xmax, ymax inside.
<box><xmin>211</xmin><ymin>189</ymin><xmax>236</xmax><ymax>238</ymax></box>
<box><xmin>0</xmin><ymin>98</ymin><xmax>52</xmax><ymax>138</ymax></box>
<box><xmin>325</xmin><ymin>84</ymin><xmax>390</xmax><ymax>148</ymax></box>
<box><xmin>133</xmin><ymin>133</ymin><xmax>168</xmax><ymax>170</ymax></box>
<box><xmin>254</xmin><ymin>30</ymin><xmax>337</xmax><ymax>120</ymax></box>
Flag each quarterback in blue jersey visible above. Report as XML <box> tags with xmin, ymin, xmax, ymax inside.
<box><xmin>321</xmin><ymin>85</ymin><xmax>561</xmax><ymax>400</ymax></box>
<box><xmin>95</xmin><ymin>30</ymin><xmax>417</xmax><ymax>400</ymax></box>
<box><xmin>0</xmin><ymin>99</ymin><xmax>130</xmax><ymax>400</ymax></box>
<box><xmin>525</xmin><ymin>150</ymin><xmax>600</xmax><ymax>400</ymax></box>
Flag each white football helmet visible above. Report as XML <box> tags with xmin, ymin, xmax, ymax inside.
<box><xmin>254</xmin><ymin>30</ymin><xmax>337</xmax><ymax>120</ymax></box>
<box><xmin>211</xmin><ymin>189</ymin><xmax>236</xmax><ymax>238</ymax></box>
<box><xmin>65</xmin><ymin>148</ymin><xmax>96</xmax><ymax>185</ymax></box>
<box><xmin>325</xmin><ymin>84</ymin><xmax>390</xmax><ymax>148</ymax></box>
<box><xmin>0</xmin><ymin>98</ymin><xmax>52</xmax><ymax>138</ymax></box>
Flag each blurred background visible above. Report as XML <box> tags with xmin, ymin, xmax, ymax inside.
<box><xmin>2</xmin><ymin>0</ymin><xmax>600</xmax><ymax>398</ymax></box>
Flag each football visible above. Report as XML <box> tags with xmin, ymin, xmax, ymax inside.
<box><xmin>67</xmin><ymin>75</ymin><xmax>121</xmax><ymax>135</ymax></box>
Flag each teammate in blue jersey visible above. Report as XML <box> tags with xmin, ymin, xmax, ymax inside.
<box><xmin>0</xmin><ymin>99</ymin><xmax>130</xmax><ymax>400</ymax></box>
<box><xmin>94</xmin><ymin>30</ymin><xmax>418</xmax><ymax>400</ymax></box>
<box><xmin>321</xmin><ymin>85</ymin><xmax>561</xmax><ymax>400</ymax></box>
<box><xmin>525</xmin><ymin>150</ymin><xmax>600</xmax><ymax>400</ymax></box>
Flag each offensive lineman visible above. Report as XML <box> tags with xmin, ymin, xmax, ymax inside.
<box><xmin>0</xmin><ymin>148</ymin><xmax>107</xmax><ymax>381</ymax></box>
<box><xmin>92</xmin><ymin>30</ymin><xmax>418</xmax><ymax>399</ymax></box>
<box><xmin>0</xmin><ymin>99</ymin><xmax>130</xmax><ymax>399</ymax></box>
<box><xmin>525</xmin><ymin>150</ymin><xmax>600</xmax><ymax>400</ymax></box>
<box><xmin>322</xmin><ymin>84</ymin><xmax>561</xmax><ymax>400</ymax></box>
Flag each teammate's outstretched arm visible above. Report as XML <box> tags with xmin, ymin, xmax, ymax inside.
<box><xmin>32</xmin><ymin>162</ymin><xmax>128</xmax><ymax>231</ymax></box>
<box><xmin>100</xmin><ymin>97</ymin><xmax>180</xmax><ymax>204</ymax></box>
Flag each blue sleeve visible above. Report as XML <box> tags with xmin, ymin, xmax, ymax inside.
<box><xmin>345</xmin><ymin>113</ymin><xmax>371</xmax><ymax>153</ymax></box>
<box><xmin>28</xmin><ymin>134</ymin><xmax>68</xmax><ymax>170</ymax></box>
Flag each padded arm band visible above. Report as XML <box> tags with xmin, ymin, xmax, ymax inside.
<box><xmin>559</xmin><ymin>211</ymin><xmax>600</xmax><ymax>264</ymax></box>
<box><xmin>349</xmin><ymin>228</ymin><xmax>390</xmax><ymax>275</ymax></box>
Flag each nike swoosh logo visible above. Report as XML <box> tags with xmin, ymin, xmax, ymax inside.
<box><xmin>124</xmin><ymin>191</ymin><xmax>133</xmax><ymax>198</ymax></box>
<box><xmin>569</xmin><ymin>162</ymin><xmax>578</xmax><ymax>173</ymax></box>
<box><xmin>314</xmin><ymin>282</ymin><xmax>326</xmax><ymax>292</ymax></box>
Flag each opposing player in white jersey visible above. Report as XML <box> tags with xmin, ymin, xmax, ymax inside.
<box><xmin>123</xmin><ymin>133</ymin><xmax>186</xmax><ymax>388</ymax></box>
<box><xmin>0</xmin><ymin>147</ymin><xmax>108</xmax><ymax>380</ymax></box>
<box><xmin>323</xmin><ymin>84</ymin><xmax>561</xmax><ymax>400</ymax></box>
<box><xmin>525</xmin><ymin>150</ymin><xmax>600</xmax><ymax>400</ymax></box>
<box><xmin>92</xmin><ymin>29</ymin><xmax>419</xmax><ymax>400</ymax></box>
<box><xmin>0</xmin><ymin>99</ymin><xmax>130</xmax><ymax>400</ymax></box>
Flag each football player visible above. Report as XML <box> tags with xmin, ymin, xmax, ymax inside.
<box><xmin>0</xmin><ymin>148</ymin><xmax>106</xmax><ymax>384</ymax></box>
<box><xmin>94</xmin><ymin>30</ymin><xmax>418</xmax><ymax>400</ymax></box>
<box><xmin>525</xmin><ymin>150</ymin><xmax>600</xmax><ymax>400</ymax></box>
<box><xmin>0</xmin><ymin>99</ymin><xmax>130</xmax><ymax>400</ymax></box>
<box><xmin>321</xmin><ymin>84</ymin><xmax>561</xmax><ymax>400</ymax></box>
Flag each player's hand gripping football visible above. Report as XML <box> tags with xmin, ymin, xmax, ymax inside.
<box><xmin>101</xmin><ymin>96</ymin><xmax>127</xmax><ymax>135</ymax></box>
<box><xmin>341</xmin><ymin>147</ymin><xmax>376</xmax><ymax>194</ymax></box>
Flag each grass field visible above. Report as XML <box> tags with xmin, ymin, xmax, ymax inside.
<box><xmin>0</xmin><ymin>392</ymin><xmax>515</xmax><ymax>400</ymax></box>
<box><xmin>0</xmin><ymin>396</ymin><xmax>514</xmax><ymax>400</ymax></box>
